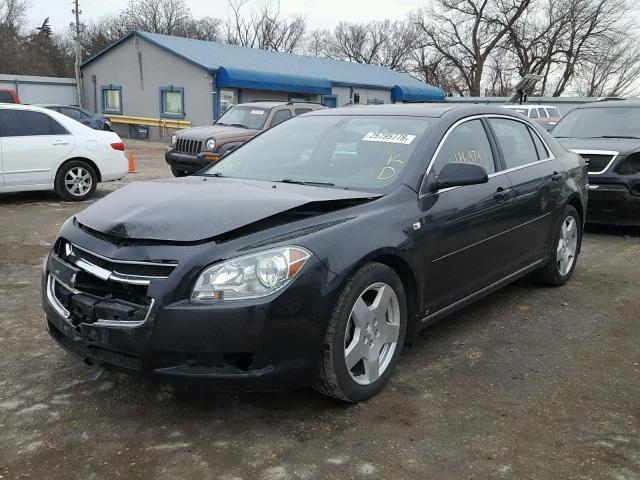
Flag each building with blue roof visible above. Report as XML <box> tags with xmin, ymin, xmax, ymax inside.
<box><xmin>80</xmin><ymin>31</ymin><xmax>444</xmax><ymax>140</ymax></box>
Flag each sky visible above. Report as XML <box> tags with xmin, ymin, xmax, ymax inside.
<box><xmin>29</xmin><ymin>0</ymin><xmax>425</xmax><ymax>33</ymax></box>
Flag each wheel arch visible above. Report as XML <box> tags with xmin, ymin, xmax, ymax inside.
<box><xmin>55</xmin><ymin>157</ymin><xmax>102</xmax><ymax>182</ymax></box>
<box><xmin>342</xmin><ymin>250</ymin><xmax>421</xmax><ymax>343</ymax></box>
<box><xmin>565</xmin><ymin>194</ymin><xmax>584</xmax><ymax>254</ymax></box>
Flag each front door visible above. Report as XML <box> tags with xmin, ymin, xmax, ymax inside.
<box><xmin>418</xmin><ymin>118</ymin><xmax>515</xmax><ymax>316</ymax></box>
<box><xmin>0</xmin><ymin>109</ymin><xmax>74</xmax><ymax>187</ymax></box>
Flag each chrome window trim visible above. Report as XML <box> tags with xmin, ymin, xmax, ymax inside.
<box><xmin>568</xmin><ymin>149</ymin><xmax>619</xmax><ymax>175</ymax></box>
<box><xmin>47</xmin><ymin>274</ymin><xmax>155</xmax><ymax>328</ymax></box>
<box><xmin>419</xmin><ymin>114</ymin><xmax>556</xmax><ymax>198</ymax></box>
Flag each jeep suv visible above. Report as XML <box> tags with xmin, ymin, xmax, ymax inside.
<box><xmin>165</xmin><ymin>101</ymin><xmax>326</xmax><ymax>177</ymax></box>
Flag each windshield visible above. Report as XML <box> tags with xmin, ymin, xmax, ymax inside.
<box><xmin>216</xmin><ymin>106</ymin><xmax>270</xmax><ymax>129</ymax></box>
<box><xmin>202</xmin><ymin>115</ymin><xmax>432</xmax><ymax>191</ymax></box>
<box><xmin>552</xmin><ymin>107</ymin><xmax>640</xmax><ymax>138</ymax></box>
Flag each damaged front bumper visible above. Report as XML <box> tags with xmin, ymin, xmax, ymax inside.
<box><xmin>587</xmin><ymin>181</ymin><xmax>640</xmax><ymax>226</ymax></box>
<box><xmin>41</xmin><ymin>239</ymin><xmax>336</xmax><ymax>391</ymax></box>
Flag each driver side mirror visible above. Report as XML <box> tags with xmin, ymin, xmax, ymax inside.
<box><xmin>426</xmin><ymin>163</ymin><xmax>489</xmax><ymax>192</ymax></box>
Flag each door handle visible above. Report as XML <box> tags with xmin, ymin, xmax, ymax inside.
<box><xmin>494</xmin><ymin>187</ymin><xmax>512</xmax><ymax>200</ymax></box>
<box><xmin>551</xmin><ymin>171</ymin><xmax>563</xmax><ymax>182</ymax></box>
<box><xmin>52</xmin><ymin>140</ymin><xmax>69</xmax><ymax>145</ymax></box>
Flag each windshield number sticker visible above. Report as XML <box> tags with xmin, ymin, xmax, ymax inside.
<box><xmin>250</xmin><ymin>110</ymin><xmax>265</xmax><ymax>115</ymax></box>
<box><xmin>378</xmin><ymin>154</ymin><xmax>404</xmax><ymax>180</ymax></box>
<box><xmin>362</xmin><ymin>132</ymin><xmax>416</xmax><ymax>144</ymax></box>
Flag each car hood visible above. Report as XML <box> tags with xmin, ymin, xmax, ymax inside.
<box><xmin>556</xmin><ymin>137</ymin><xmax>640</xmax><ymax>155</ymax></box>
<box><xmin>177</xmin><ymin>125</ymin><xmax>260</xmax><ymax>140</ymax></box>
<box><xmin>75</xmin><ymin>177</ymin><xmax>380</xmax><ymax>243</ymax></box>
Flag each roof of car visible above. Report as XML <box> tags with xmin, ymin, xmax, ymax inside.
<box><xmin>503</xmin><ymin>105</ymin><xmax>557</xmax><ymax>109</ymax></box>
<box><xmin>236</xmin><ymin>101</ymin><xmax>323</xmax><ymax>109</ymax></box>
<box><xmin>306</xmin><ymin>103</ymin><xmax>520</xmax><ymax>118</ymax></box>
<box><xmin>0</xmin><ymin>103</ymin><xmax>51</xmax><ymax>112</ymax></box>
<box><xmin>576</xmin><ymin>100</ymin><xmax>640</xmax><ymax>109</ymax></box>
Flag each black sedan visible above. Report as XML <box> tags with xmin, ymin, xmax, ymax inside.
<box><xmin>41</xmin><ymin>104</ymin><xmax>588</xmax><ymax>402</ymax></box>
<box><xmin>38</xmin><ymin>104</ymin><xmax>113</xmax><ymax>131</ymax></box>
<box><xmin>552</xmin><ymin>100</ymin><xmax>640</xmax><ymax>225</ymax></box>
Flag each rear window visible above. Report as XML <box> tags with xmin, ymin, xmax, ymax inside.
<box><xmin>547</xmin><ymin>107</ymin><xmax>561</xmax><ymax>117</ymax></box>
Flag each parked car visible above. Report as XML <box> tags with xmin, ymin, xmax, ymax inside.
<box><xmin>0</xmin><ymin>89</ymin><xmax>20</xmax><ymax>104</ymax></box>
<box><xmin>0</xmin><ymin>104</ymin><xmax>128</xmax><ymax>201</ymax></box>
<box><xmin>42</xmin><ymin>104</ymin><xmax>587</xmax><ymax>402</ymax></box>
<box><xmin>165</xmin><ymin>101</ymin><xmax>326</xmax><ymax>177</ymax></box>
<box><xmin>503</xmin><ymin>104</ymin><xmax>562</xmax><ymax>130</ymax></box>
<box><xmin>552</xmin><ymin>100</ymin><xmax>640</xmax><ymax>225</ymax></box>
<box><xmin>38</xmin><ymin>104</ymin><xmax>113</xmax><ymax>131</ymax></box>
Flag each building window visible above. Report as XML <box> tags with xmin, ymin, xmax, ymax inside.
<box><xmin>367</xmin><ymin>98</ymin><xmax>384</xmax><ymax>105</ymax></box>
<box><xmin>160</xmin><ymin>86</ymin><xmax>185</xmax><ymax>119</ymax></box>
<box><xmin>220</xmin><ymin>89</ymin><xmax>236</xmax><ymax>115</ymax></box>
<box><xmin>101</xmin><ymin>85</ymin><xmax>122</xmax><ymax>114</ymax></box>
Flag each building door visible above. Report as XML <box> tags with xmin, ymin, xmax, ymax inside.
<box><xmin>323</xmin><ymin>95</ymin><xmax>337</xmax><ymax>108</ymax></box>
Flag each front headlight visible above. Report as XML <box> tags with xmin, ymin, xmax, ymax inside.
<box><xmin>192</xmin><ymin>246</ymin><xmax>311</xmax><ymax>301</ymax></box>
<box><xmin>205</xmin><ymin>138</ymin><xmax>216</xmax><ymax>151</ymax></box>
<box><xmin>170</xmin><ymin>134</ymin><xmax>177</xmax><ymax>146</ymax></box>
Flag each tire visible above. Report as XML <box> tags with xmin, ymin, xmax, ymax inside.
<box><xmin>54</xmin><ymin>160</ymin><xmax>97</xmax><ymax>202</ymax></box>
<box><xmin>532</xmin><ymin>204</ymin><xmax>582</xmax><ymax>286</ymax></box>
<box><xmin>171</xmin><ymin>166</ymin><xmax>190</xmax><ymax>177</ymax></box>
<box><xmin>314</xmin><ymin>262</ymin><xmax>407</xmax><ymax>402</ymax></box>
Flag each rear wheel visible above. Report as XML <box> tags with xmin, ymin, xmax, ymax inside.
<box><xmin>54</xmin><ymin>160</ymin><xmax>97</xmax><ymax>201</ymax></box>
<box><xmin>314</xmin><ymin>262</ymin><xmax>407</xmax><ymax>402</ymax></box>
<box><xmin>532</xmin><ymin>204</ymin><xmax>581</xmax><ymax>286</ymax></box>
<box><xmin>171</xmin><ymin>166</ymin><xmax>190</xmax><ymax>177</ymax></box>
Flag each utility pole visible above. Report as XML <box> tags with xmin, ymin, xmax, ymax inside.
<box><xmin>73</xmin><ymin>0</ymin><xmax>83</xmax><ymax>108</ymax></box>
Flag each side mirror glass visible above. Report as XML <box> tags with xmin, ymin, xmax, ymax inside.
<box><xmin>426</xmin><ymin>163</ymin><xmax>489</xmax><ymax>192</ymax></box>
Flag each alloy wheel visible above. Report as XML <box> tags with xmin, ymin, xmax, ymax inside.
<box><xmin>557</xmin><ymin>215</ymin><xmax>578</xmax><ymax>276</ymax></box>
<box><xmin>344</xmin><ymin>282</ymin><xmax>401</xmax><ymax>385</ymax></box>
<box><xmin>64</xmin><ymin>166</ymin><xmax>93</xmax><ymax>197</ymax></box>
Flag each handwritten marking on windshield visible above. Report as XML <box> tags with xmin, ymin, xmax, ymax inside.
<box><xmin>378</xmin><ymin>155</ymin><xmax>404</xmax><ymax>180</ymax></box>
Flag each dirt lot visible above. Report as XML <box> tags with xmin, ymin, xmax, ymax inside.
<box><xmin>1</xmin><ymin>139</ymin><xmax>638</xmax><ymax>480</ymax></box>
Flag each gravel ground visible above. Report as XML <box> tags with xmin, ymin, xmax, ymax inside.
<box><xmin>0</xmin><ymin>139</ymin><xmax>638</xmax><ymax>480</ymax></box>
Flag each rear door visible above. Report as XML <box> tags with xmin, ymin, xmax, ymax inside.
<box><xmin>418</xmin><ymin>118</ymin><xmax>515</xmax><ymax>315</ymax></box>
<box><xmin>0</xmin><ymin>109</ymin><xmax>74</xmax><ymax>187</ymax></box>
<box><xmin>487</xmin><ymin>117</ymin><xmax>563</xmax><ymax>269</ymax></box>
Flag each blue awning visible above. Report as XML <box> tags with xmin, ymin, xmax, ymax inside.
<box><xmin>216</xmin><ymin>67</ymin><xmax>332</xmax><ymax>95</ymax></box>
<box><xmin>391</xmin><ymin>84</ymin><xmax>445</xmax><ymax>102</ymax></box>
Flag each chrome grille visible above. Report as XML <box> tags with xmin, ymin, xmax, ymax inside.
<box><xmin>175</xmin><ymin>138</ymin><xmax>202</xmax><ymax>155</ymax></box>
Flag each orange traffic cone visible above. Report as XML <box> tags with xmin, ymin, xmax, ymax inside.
<box><xmin>127</xmin><ymin>151</ymin><xmax>137</xmax><ymax>174</ymax></box>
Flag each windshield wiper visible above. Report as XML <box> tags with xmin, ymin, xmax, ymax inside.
<box><xmin>587</xmin><ymin>135</ymin><xmax>640</xmax><ymax>139</ymax></box>
<box><xmin>215</xmin><ymin>122</ymin><xmax>228</xmax><ymax>126</ymax></box>
<box><xmin>228</xmin><ymin>123</ymin><xmax>248</xmax><ymax>129</ymax></box>
<box><xmin>277</xmin><ymin>178</ymin><xmax>336</xmax><ymax>187</ymax></box>
<box><xmin>200</xmin><ymin>172</ymin><xmax>225</xmax><ymax>177</ymax></box>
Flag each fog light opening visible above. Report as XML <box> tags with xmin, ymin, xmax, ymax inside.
<box><xmin>222</xmin><ymin>353</ymin><xmax>255</xmax><ymax>372</ymax></box>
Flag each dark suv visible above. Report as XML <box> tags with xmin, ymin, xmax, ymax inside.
<box><xmin>165</xmin><ymin>101</ymin><xmax>325</xmax><ymax>177</ymax></box>
<box><xmin>552</xmin><ymin>100</ymin><xmax>640</xmax><ymax>225</ymax></box>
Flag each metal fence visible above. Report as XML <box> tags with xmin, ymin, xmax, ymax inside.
<box><xmin>0</xmin><ymin>74</ymin><xmax>77</xmax><ymax>105</ymax></box>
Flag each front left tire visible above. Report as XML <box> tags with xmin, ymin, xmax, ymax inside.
<box><xmin>54</xmin><ymin>160</ymin><xmax>97</xmax><ymax>202</ymax></box>
<box><xmin>315</xmin><ymin>262</ymin><xmax>407</xmax><ymax>402</ymax></box>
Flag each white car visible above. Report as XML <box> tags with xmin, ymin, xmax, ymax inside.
<box><xmin>0</xmin><ymin>103</ymin><xmax>128</xmax><ymax>201</ymax></box>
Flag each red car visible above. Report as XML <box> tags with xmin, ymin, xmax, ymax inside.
<box><xmin>0</xmin><ymin>89</ymin><xmax>20</xmax><ymax>104</ymax></box>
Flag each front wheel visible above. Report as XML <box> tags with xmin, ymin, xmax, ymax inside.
<box><xmin>314</xmin><ymin>262</ymin><xmax>407</xmax><ymax>402</ymax></box>
<box><xmin>532</xmin><ymin>204</ymin><xmax>582</xmax><ymax>286</ymax></box>
<box><xmin>54</xmin><ymin>160</ymin><xmax>97</xmax><ymax>201</ymax></box>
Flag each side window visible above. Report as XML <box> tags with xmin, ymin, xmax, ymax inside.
<box><xmin>101</xmin><ymin>85</ymin><xmax>122</xmax><ymax>114</ymax></box>
<box><xmin>270</xmin><ymin>109</ymin><xmax>292</xmax><ymax>127</ymax></box>
<box><xmin>538</xmin><ymin>108</ymin><xmax>547</xmax><ymax>118</ymax></box>
<box><xmin>431</xmin><ymin>119</ymin><xmax>496</xmax><ymax>176</ymax></box>
<box><xmin>529</xmin><ymin>126</ymin><xmax>549</xmax><ymax>159</ymax></box>
<box><xmin>0</xmin><ymin>110</ymin><xmax>66</xmax><ymax>136</ymax></box>
<box><xmin>489</xmin><ymin>118</ymin><xmax>539</xmax><ymax>169</ymax></box>
<box><xmin>529</xmin><ymin>108</ymin><xmax>539</xmax><ymax>119</ymax></box>
<box><xmin>160</xmin><ymin>86</ymin><xmax>184</xmax><ymax>119</ymax></box>
<box><xmin>294</xmin><ymin>108</ymin><xmax>312</xmax><ymax>116</ymax></box>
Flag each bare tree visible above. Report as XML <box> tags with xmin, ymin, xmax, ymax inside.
<box><xmin>411</xmin><ymin>47</ymin><xmax>466</xmax><ymax>95</ymax></box>
<box><xmin>413</xmin><ymin>0</ymin><xmax>532</xmax><ymax>96</ymax></box>
<box><xmin>0</xmin><ymin>0</ymin><xmax>28</xmax><ymax>71</ymax></box>
<box><xmin>225</xmin><ymin>0</ymin><xmax>306</xmax><ymax>53</ymax></box>
<box><xmin>329</xmin><ymin>20</ymin><xmax>419</xmax><ymax>72</ymax></box>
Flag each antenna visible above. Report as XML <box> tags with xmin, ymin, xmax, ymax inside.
<box><xmin>507</xmin><ymin>74</ymin><xmax>543</xmax><ymax>105</ymax></box>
